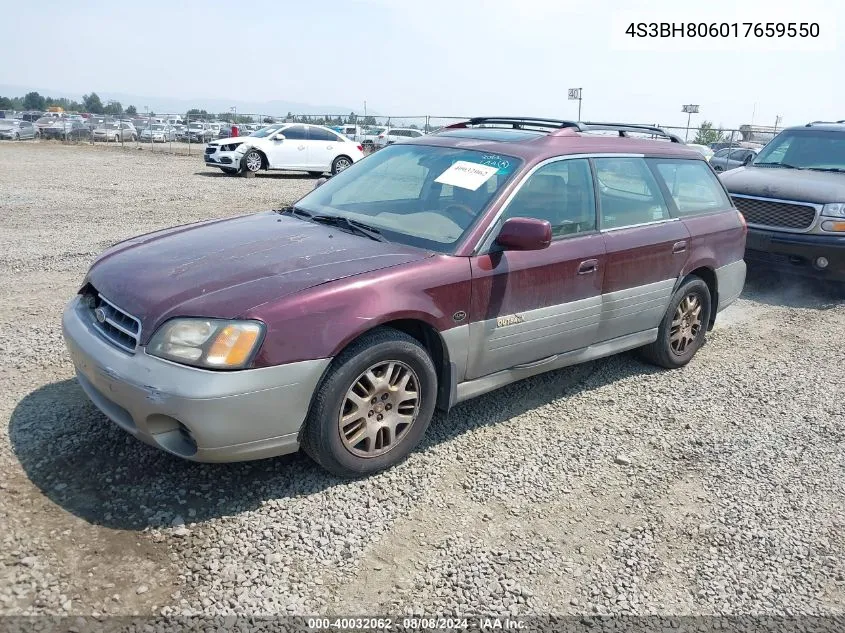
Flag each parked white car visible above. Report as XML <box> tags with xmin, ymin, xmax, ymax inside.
<box><xmin>374</xmin><ymin>127</ymin><xmax>425</xmax><ymax>148</ymax></box>
<box><xmin>204</xmin><ymin>123</ymin><xmax>365</xmax><ymax>176</ymax></box>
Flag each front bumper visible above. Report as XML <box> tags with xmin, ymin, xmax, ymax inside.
<box><xmin>62</xmin><ymin>296</ymin><xmax>331</xmax><ymax>462</ymax></box>
<box><xmin>745</xmin><ymin>228</ymin><xmax>845</xmax><ymax>282</ymax></box>
<box><xmin>205</xmin><ymin>149</ymin><xmax>241</xmax><ymax>168</ymax></box>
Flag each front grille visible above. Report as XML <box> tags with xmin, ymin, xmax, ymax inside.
<box><xmin>731</xmin><ymin>196</ymin><xmax>818</xmax><ymax>230</ymax></box>
<box><xmin>86</xmin><ymin>293</ymin><xmax>141</xmax><ymax>353</ymax></box>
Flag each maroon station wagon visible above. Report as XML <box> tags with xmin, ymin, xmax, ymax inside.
<box><xmin>62</xmin><ymin>117</ymin><xmax>747</xmax><ymax>477</ymax></box>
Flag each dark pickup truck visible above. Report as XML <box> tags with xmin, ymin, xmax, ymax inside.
<box><xmin>721</xmin><ymin>121</ymin><xmax>845</xmax><ymax>283</ymax></box>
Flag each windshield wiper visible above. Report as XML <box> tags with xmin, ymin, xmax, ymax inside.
<box><xmin>807</xmin><ymin>167</ymin><xmax>845</xmax><ymax>173</ymax></box>
<box><xmin>311</xmin><ymin>214</ymin><xmax>386</xmax><ymax>242</ymax></box>
<box><xmin>274</xmin><ymin>205</ymin><xmax>314</xmax><ymax>219</ymax></box>
<box><xmin>754</xmin><ymin>162</ymin><xmax>803</xmax><ymax>169</ymax></box>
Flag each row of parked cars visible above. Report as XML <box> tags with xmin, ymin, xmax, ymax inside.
<box><xmin>330</xmin><ymin>124</ymin><xmax>427</xmax><ymax>149</ymax></box>
<box><xmin>0</xmin><ymin>109</ymin><xmax>271</xmax><ymax>143</ymax></box>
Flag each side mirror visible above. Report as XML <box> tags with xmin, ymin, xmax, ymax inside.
<box><xmin>495</xmin><ymin>217</ymin><xmax>552</xmax><ymax>251</ymax></box>
<box><xmin>274</xmin><ymin>134</ymin><xmax>286</xmax><ymax>142</ymax></box>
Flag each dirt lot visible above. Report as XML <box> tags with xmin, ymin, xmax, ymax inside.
<box><xmin>1</xmin><ymin>141</ymin><xmax>844</xmax><ymax>619</ymax></box>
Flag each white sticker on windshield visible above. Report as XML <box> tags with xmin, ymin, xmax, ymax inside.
<box><xmin>434</xmin><ymin>161</ymin><xmax>499</xmax><ymax>191</ymax></box>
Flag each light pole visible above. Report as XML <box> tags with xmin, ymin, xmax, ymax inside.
<box><xmin>774</xmin><ymin>115</ymin><xmax>782</xmax><ymax>134</ymax></box>
<box><xmin>682</xmin><ymin>104</ymin><xmax>700</xmax><ymax>141</ymax></box>
<box><xmin>568</xmin><ymin>88</ymin><xmax>583</xmax><ymax>121</ymax></box>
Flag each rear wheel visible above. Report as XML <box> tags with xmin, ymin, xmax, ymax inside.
<box><xmin>301</xmin><ymin>327</ymin><xmax>437</xmax><ymax>478</ymax></box>
<box><xmin>331</xmin><ymin>155</ymin><xmax>352</xmax><ymax>175</ymax></box>
<box><xmin>640</xmin><ymin>277</ymin><xmax>711</xmax><ymax>369</ymax></box>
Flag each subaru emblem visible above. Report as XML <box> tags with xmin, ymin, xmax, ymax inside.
<box><xmin>94</xmin><ymin>307</ymin><xmax>107</xmax><ymax>324</ymax></box>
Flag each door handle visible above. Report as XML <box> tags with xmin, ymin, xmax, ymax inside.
<box><xmin>326</xmin><ymin>145</ymin><xmax>334</xmax><ymax>149</ymax></box>
<box><xmin>577</xmin><ymin>259</ymin><xmax>598</xmax><ymax>274</ymax></box>
<box><xmin>672</xmin><ymin>240</ymin><xmax>688</xmax><ymax>254</ymax></box>
<box><xmin>298</xmin><ymin>145</ymin><xmax>306</xmax><ymax>150</ymax></box>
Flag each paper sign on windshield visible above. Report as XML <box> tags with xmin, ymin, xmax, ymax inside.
<box><xmin>434</xmin><ymin>161</ymin><xmax>499</xmax><ymax>191</ymax></box>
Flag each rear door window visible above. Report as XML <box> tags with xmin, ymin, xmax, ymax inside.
<box><xmin>594</xmin><ymin>157</ymin><xmax>670</xmax><ymax>229</ymax></box>
<box><xmin>649</xmin><ymin>159</ymin><xmax>731</xmax><ymax>216</ymax></box>
<box><xmin>281</xmin><ymin>125</ymin><xmax>307</xmax><ymax>140</ymax></box>
<box><xmin>309</xmin><ymin>127</ymin><xmax>340</xmax><ymax>142</ymax></box>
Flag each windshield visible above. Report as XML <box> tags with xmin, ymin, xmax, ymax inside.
<box><xmin>754</xmin><ymin>129</ymin><xmax>845</xmax><ymax>170</ymax></box>
<box><xmin>249</xmin><ymin>125</ymin><xmax>285</xmax><ymax>138</ymax></box>
<box><xmin>293</xmin><ymin>144</ymin><xmax>522</xmax><ymax>253</ymax></box>
<box><xmin>150</xmin><ymin>124</ymin><xmax>166</xmax><ymax>131</ymax></box>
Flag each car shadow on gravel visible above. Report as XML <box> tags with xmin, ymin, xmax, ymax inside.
<box><xmin>9</xmin><ymin>351</ymin><xmax>664</xmax><ymax>531</ymax></box>
<box><xmin>741</xmin><ymin>265</ymin><xmax>844</xmax><ymax>310</ymax></box>
<box><xmin>193</xmin><ymin>171</ymin><xmax>318</xmax><ymax>179</ymax></box>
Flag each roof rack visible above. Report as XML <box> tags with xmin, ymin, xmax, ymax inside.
<box><xmin>580</xmin><ymin>122</ymin><xmax>684</xmax><ymax>143</ymax></box>
<box><xmin>441</xmin><ymin>117</ymin><xmax>684</xmax><ymax>143</ymax></box>
<box><xmin>444</xmin><ymin>116</ymin><xmax>581</xmax><ymax>131</ymax></box>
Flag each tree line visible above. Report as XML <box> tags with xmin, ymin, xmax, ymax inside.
<box><xmin>0</xmin><ymin>92</ymin><xmax>393</xmax><ymax>127</ymax></box>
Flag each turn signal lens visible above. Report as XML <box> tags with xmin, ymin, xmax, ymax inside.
<box><xmin>206</xmin><ymin>323</ymin><xmax>262</xmax><ymax>367</ymax></box>
<box><xmin>148</xmin><ymin>319</ymin><xmax>264</xmax><ymax>369</ymax></box>
<box><xmin>821</xmin><ymin>220</ymin><xmax>845</xmax><ymax>232</ymax></box>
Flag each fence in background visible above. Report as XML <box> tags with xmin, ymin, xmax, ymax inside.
<box><xmin>29</xmin><ymin>112</ymin><xmax>765</xmax><ymax>157</ymax></box>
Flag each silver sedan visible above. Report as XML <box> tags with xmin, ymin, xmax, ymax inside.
<box><xmin>0</xmin><ymin>119</ymin><xmax>38</xmax><ymax>140</ymax></box>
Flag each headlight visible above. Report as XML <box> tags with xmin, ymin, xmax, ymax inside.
<box><xmin>821</xmin><ymin>203</ymin><xmax>845</xmax><ymax>218</ymax></box>
<box><xmin>148</xmin><ymin>319</ymin><xmax>264</xmax><ymax>369</ymax></box>
<box><xmin>235</xmin><ymin>143</ymin><xmax>250</xmax><ymax>153</ymax></box>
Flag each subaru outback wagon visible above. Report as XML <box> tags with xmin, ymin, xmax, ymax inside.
<box><xmin>62</xmin><ymin>117</ymin><xmax>747</xmax><ymax>477</ymax></box>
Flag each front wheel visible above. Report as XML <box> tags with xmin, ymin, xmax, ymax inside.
<box><xmin>331</xmin><ymin>155</ymin><xmax>352</xmax><ymax>175</ymax></box>
<box><xmin>240</xmin><ymin>149</ymin><xmax>263</xmax><ymax>177</ymax></box>
<box><xmin>640</xmin><ymin>277</ymin><xmax>711</xmax><ymax>369</ymax></box>
<box><xmin>301</xmin><ymin>327</ymin><xmax>438</xmax><ymax>478</ymax></box>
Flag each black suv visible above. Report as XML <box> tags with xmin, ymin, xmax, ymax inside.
<box><xmin>720</xmin><ymin>121</ymin><xmax>845</xmax><ymax>283</ymax></box>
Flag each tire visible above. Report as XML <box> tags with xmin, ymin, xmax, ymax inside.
<box><xmin>331</xmin><ymin>155</ymin><xmax>353</xmax><ymax>175</ymax></box>
<box><xmin>308</xmin><ymin>171</ymin><xmax>325</xmax><ymax>177</ymax></box>
<box><xmin>640</xmin><ymin>276</ymin><xmax>712</xmax><ymax>369</ymax></box>
<box><xmin>221</xmin><ymin>167</ymin><xmax>237</xmax><ymax>175</ymax></box>
<box><xmin>301</xmin><ymin>327</ymin><xmax>438</xmax><ymax>478</ymax></box>
<box><xmin>114</xmin><ymin>135</ymin><xmax>120</xmax><ymax>143</ymax></box>
<box><xmin>14</xmin><ymin>132</ymin><xmax>20</xmax><ymax>140</ymax></box>
<box><xmin>240</xmin><ymin>149</ymin><xmax>263</xmax><ymax>177</ymax></box>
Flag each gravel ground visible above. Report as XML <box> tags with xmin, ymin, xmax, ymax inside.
<box><xmin>1</xmin><ymin>141</ymin><xmax>844</xmax><ymax>621</ymax></box>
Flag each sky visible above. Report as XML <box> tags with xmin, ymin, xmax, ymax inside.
<box><xmin>0</xmin><ymin>0</ymin><xmax>840</xmax><ymax>129</ymax></box>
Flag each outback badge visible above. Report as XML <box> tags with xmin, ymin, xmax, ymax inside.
<box><xmin>496</xmin><ymin>314</ymin><xmax>525</xmax><ymax>327</ymax></box>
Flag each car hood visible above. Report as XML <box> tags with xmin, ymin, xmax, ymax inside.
<box><xmin>211</xmin><ymin>136</ymin><xmax>247</xmax><ymax>145</ymax></box>
<box><xmin>85</xmin><ymin>211</ymin><xmax>431</xmax><ymax>342</ymax></box>
<box><xmin>720</xmin><ymin>166</ymin><xmax>845</xmax><ymax>205</ymax></box>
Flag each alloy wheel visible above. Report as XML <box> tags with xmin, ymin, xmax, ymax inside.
<box><xmin>244</xmin><ymin>152</ymin><xmax>262</xmax><ymax>172</ymax></box>
<box><xmin>334</xmin><ymin>157</ymin><xmax>351</xmax><ymax>172</ymax></box>
<box><xmin>338</xmin><ymin>360</ymin><xmax>420</xmax><ymax>458</ymax></box>
<box><xmin>670</xmin><ymin>294</ymin><xmax>702</xmax><ymax>355</ymax></box>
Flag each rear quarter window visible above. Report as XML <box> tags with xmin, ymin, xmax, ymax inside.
<box><xmin>649</xmin><ymin>158</ymin><xmax>731</xmax><ymax>216</ymax></box>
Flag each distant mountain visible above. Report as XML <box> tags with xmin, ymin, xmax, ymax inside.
<box><xmin>0</xmin><ymin>84</ymin><xmax>365</xmax><ymax>117</ymax></box>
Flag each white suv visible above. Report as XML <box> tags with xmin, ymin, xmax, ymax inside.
<box><xmin>204</xmin><ymin>123</ymin><xmax>365</xmax><ymax>176</ymax></box>
<box><xmin>375</xmin><ymin>127</ymin><xmax>425</xmax><ymax>148</ymax></box>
